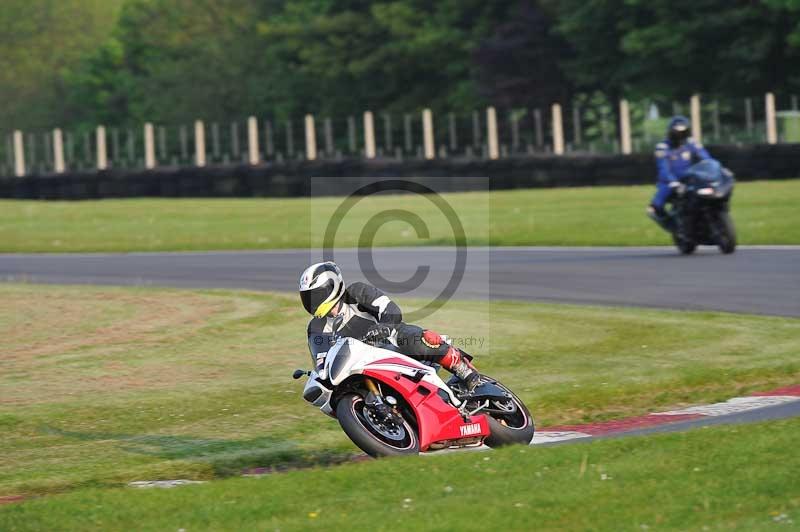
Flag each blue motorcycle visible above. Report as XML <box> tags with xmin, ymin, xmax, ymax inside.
<box><xmin>649</xmin><ymin>160</ymin><xmax>736</xmax><ymax>255</ymax></box>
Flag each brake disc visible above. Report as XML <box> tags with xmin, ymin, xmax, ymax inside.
<box><xmin>363</xmin><ymin>405</ymin><xmax>407</xmax><ymax>442</ymax></box>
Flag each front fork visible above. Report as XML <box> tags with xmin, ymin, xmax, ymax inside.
<box><xmin>365</xmin><ymin>377</ymin><xmax>380</xmax><ymax>396</ymax></box>
<box><xmin>364</xmin><ymin>377</ymin><xmax>403</xmax><ymax>425</ymax></box>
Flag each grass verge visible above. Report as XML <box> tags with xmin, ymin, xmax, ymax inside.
<box><xmin>2</xmin><ymin>418</ymin><xmax>799</xmax><ymax>531</ymax></box>
<box><xmin>0</xmin><ymin>283</ymin><xmax>798</xmax><ymax>500</ymax></box>
<box><xmin>0</xmin><ymin>180</ymin><xmax>798</xmax><ymax>252</ymax></box>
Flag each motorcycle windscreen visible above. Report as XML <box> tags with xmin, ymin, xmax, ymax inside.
<box><xmin>685</xmin><ymin>159</ymin><xmax>722</xmax><ymax>182</ymax></box>
<box><xmin>307</xmin><ymin>332</ymin><xmax>335</xmax><ymax>365</ymax></box>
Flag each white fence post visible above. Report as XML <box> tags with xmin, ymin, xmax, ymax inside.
<box><xmin>619</xmin><ymin>99</ymin><xmax>632</xmax><ymax>155</ymax></box>
<box><xmin>305</xmin><ymin>114</ymin><xmax>317</xmax><ymax>161</ymax></box>
<box><xmin>194</xmin><ymin>120</ymin><xmax>206</xmax><ymax>167</ymax></box>
<box><xmin>13</xmin><ymin>130</ymin><xmax>25</xmax><ymax>177</ymax></box>
<box><xmin>363</xmin><ymin>111</ymin><xmax>376</xmax><ymax>159</ymax></box>
<box><xmin>551</xmin><ymin>103</ymin><xmax>564</xmax><ymax>155</ymax></box>
<box><xmin>96</xmin><ymin>126</ymin><xmax>108</xmax><ymax>170</ymax></box>
<box><xmin>765</xmin><ymin>92</ymin><xmax>777</xmax><ymax>144</ymax></box>
<box><xmin>144</xmin><ymin>123</ymin><xmax>156</xmax><ymax>169</ymax></box>
<box><xmin>486</xmin><ymin>106</ymin><xmax>499</xmax><ymax>160</ymax></box>
<box><xmin>247</xmin><ymin>116</ymin><xmax>260</xmax><ymax>165</ymax></box>
<box><xmin>53</xmin><ymin>128</ymin><xmax>65</xmax><ymax>174</ymax></box>
<box><xmin>422</xmin><ymin>108</ymin><xmax>435</xmax><ymax>160</ymax></box>
<box><xmin>690</xmin><ymin>94</ymin><xmax>702</xmax><ymax>144</ymax></box>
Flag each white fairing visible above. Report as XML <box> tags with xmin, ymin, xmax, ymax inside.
<box><xmin>302</xmin><ymin>372</ymin><xmax>333</xmax><ymax>415</ymax></box>
<box><xmin>306</xmin><ymin>337</ymin><xmax>461</xmax><ymax>414</ymax></box>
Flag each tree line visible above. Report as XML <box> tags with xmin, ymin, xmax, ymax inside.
<box><xmin>2</xmin><ymin>0</ymin><xmax>799</xmax><ymax>132</ymax></box>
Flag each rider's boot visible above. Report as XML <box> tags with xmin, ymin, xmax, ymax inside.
<box><xmin>440</xmin><ymin>346</ymin><xmax>480</xmax><ymax>392</ymax></box>
<box><xmin>647</xmin><ymin>204</ymin><xmax>675</xmax><ymax>232</ymax></box>
<box><xmin>647</xmin><ymin>204</ymin><xmax>665</xmax><ymax>222</ymax></box>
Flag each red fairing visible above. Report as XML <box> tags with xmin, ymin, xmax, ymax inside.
<box><xmin>372</xmin><ymin>356</ymin><xmax>429</xmax><ymax>370</ymax></box>
<box><xmin>362</xmin><ymin>368</ymin><xmax>490</xmax><ymax>451</ymax></box>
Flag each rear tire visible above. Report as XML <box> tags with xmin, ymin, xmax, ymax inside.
<box><xmin>336</xmin><ymin>393</ymin><xmax>419</xmax><ymax>458</ymax></box>
<box><xmin>476</xmin><ymin>376</ymin><xmax>535</xmax><ymax>448</ymax></box>
<box><xmin>716</xmin><ymin>212</ymin><xmax>737</xmax><ymax>254</ymax></box>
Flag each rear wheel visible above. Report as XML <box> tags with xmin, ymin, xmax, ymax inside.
<box><xmin>336</xmin><ymin>393</ymin><xmax>419</xmax><ymax>457</ymax></box>
<box><xmin>472</xmin><ymin>376</ymin><xmax>535</xmax><ymax>448</ymax></box>
<box><xmin>716</xmin><ymin>212</ymin><xmax>737</xmax><ymax>254</ymax></box>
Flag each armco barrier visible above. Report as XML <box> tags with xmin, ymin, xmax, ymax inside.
<box><xmin>0</xmin><ymin>144</ymin><xmax>798</xmax><ymax>200</ymax></box>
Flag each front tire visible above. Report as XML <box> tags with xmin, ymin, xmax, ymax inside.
<box><xmin>672</xmin><ymin>233</ymin><xmax>696</xmax><ymax>255</ymax></box>
<box><xmin>476</xmin><ymin>376</ymin><xmax>535</xmax><ymax>448</ymax></box>
<box><xmin>336</xmin><ymin>393</ymin><xmax>419</xmax><ymax>458</ymax></box>
<box><xmin>716</xmin><ymin>211</ymin><xmax>736</xmax><ymax>254</ymax></box>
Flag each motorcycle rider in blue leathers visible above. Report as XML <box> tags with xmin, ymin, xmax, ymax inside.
<box><xmin>647</xmin><ymin>116</ymin><xmax>717</xmax><ymax>222</ymax></box>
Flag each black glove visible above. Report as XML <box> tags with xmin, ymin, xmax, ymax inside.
<box><xmin>362</xmin><ymin>325</ymin><xmax>392</xmax><ymax>344</ymax></box>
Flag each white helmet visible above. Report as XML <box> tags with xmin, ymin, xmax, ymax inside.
<box><xmin>299</xmin><ymin>261</ymin><xmax>345</xmax><ymax>318</ymax></box>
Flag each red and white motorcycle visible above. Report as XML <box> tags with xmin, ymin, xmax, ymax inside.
<box><xmin>293</xmin><ymin>336</ymin><xmax>534</xmax><ymax>457</ymax></box>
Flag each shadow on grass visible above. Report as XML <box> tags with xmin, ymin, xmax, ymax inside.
<box><xmin>42</xmin><ymin>426</ymin><xmax>356</xmax><ymax>476</ymax></box>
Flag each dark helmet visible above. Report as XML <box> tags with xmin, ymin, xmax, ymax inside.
<box><xmin>667</xmin><ymin>116</ymin><xmax>691</xmax><ymax>146</ymax></box>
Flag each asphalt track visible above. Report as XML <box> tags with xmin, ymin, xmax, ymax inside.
<box><xmin>1</xmin><ymin>246</ymin><xmax>798</xmax><ymax>316</ymax></box>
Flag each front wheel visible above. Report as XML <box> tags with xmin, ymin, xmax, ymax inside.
<box><xmin>672</xmin><ymin>233</ymin><xmax>696</xmax><ymax>255</ymax></box>
<box><xmin>715</xmin><ymin>211</ymin><xmax>736</xmax><ymax>254</ymax></box>
<box><xmin>336</xmin><ymin>393</ymin><xmax>419</xmax><ymax>457</ymax></box>
<box><xmin>475</xmin><ymin>376</ymin><xmax>535</xmax><ymax>448</ymax></box>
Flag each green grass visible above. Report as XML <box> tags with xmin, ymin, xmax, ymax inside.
<box><xmin>0</xmin><ymin>180</ymin><xmax>798</xmax><ymax>252</ymax></box>
<box><xmin>2</xmin><ymin>419</ymin><xmax>799</xmax><ymax>531</ymax></box>
<box><xmin>0</xmin><ymin>283</ymin><xmax>798</xmax><ymax>504</ymax></box>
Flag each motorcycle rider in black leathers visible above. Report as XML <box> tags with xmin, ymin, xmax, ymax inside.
<box><xmin>299</xmin><ymin>261</ymin><xmax>480</xmax><ymax>391</ymax></box>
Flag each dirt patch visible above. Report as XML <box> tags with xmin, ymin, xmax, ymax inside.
<box><xmin>0</xmin><ymin>495</ymin><xmax>25</xmax><ymax>505</ymax></box>
<box><xmin>2</xmin><ymin>291</ymin><xmax>225</xmax><ymax>361</ymax></box>
<box><xmin>0</xmin><ymin>287</ymin><xmax>269</xmax><ymax>405</ymax></box>
<box><xmin>3</xmin><ymin>293</ymin><xmax>224</xmax><ymax>358</ymax></box>
<box><xmin>241</xmin><ymin>453</ymin><xmax>368</xmax><ymax>477</ymax></box>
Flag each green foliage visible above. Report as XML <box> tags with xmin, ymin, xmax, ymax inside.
<box><xmin>551</xmin><ymin>0</ymin><xmax>800</xmax><ymax>99</ymax></box>
<box><xmin>1</xmin><ymin>0</ymin><xmax>799</xmax><ymax>130</ymax></box>
<box><xmin>473</xmin><ymin>1</ymin><xmax>574</xmax><ymax>108</ymax></box>
<box><xmin>64</xmin><ymin>0</ymin><xmax>268</xmax><ymax>126</ymax></box>
<box><xmin>56</xmin><ymin>0</ymin><xmax>511</xmax><ymax>126</ymax></box>
<box><xmin>765</xmin><ymin>0</ymin><xmax>800</xmax><ymax>52</ymax></box>
<box><xmin>0</xmin><ymin>0</ymin><xmax>123</xmax><ymax>130</ymax></box>
<box><xmin>256</xmin><ymin>0</ymin><xmax>499</xmax><ymax>115</ymax></box>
